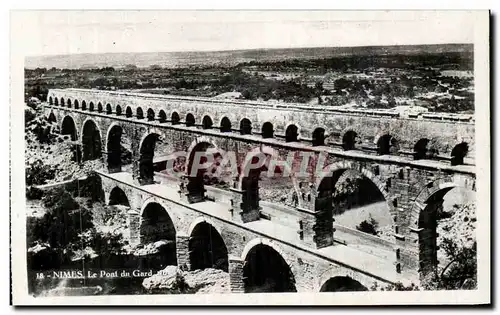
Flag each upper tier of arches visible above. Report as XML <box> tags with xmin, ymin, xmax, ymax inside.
<box><xmin>46</xmin><ymin>93</ymin><xmax>475</xmax><ymax>166</ymax></box>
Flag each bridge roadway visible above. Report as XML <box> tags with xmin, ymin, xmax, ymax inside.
<box><xmin>98</xmin><ymin>170</ymin><xmax>405</xmax><ymax>291</ymax></box>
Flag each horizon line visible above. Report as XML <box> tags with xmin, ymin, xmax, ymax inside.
<box><xmin>24</xmin><ymin>42</ymin><xmax>474</xmax><ymax>59</ymax></box>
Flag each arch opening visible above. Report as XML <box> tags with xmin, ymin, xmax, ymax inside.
<box><xmin>188</xmin><ymin>222</ymin><xmax>228</xmax><ymax>272</ymax></box>
<box><xmin>147</xmin><ymin>108</ymin><xmax>155</xmax><ymax>121</ymax></box>
<box><xmin>139</xmin><ymin>133</ymin><xmax>162</xmax><ymax>185</ymax></box>
<box><xmin>316</xmin><ymin>168</ymin><xmax>394</xmax><ymax>250</ymax></box>
<box><xmin>414</xmin><ymin>138</ymin><xmax>438</xmax><ymax>160</ymax></box>
<box><xmin>89</xmin><ymin>102</ymin><xmax>95</xmax><ymax>111</ymax></box>
<box><xmin>81</xmin><ymin>101</ymin><xmax>87</xmax><ymax>110</ymax></box>
<box><xmin>238</xmin><ymin>149</ymin><xmax>298</xmax><ymax>211</ymax></box>
<box><xmin>140</xmin><ymin>202</ymin><xmax>177</xmax><ymax>267</ymax></box>
<box><xmin>202</xmin><ymin>115</ymin><xmax>213</xmax><ymax>129</ymax></box>
<box><xmin>185</xmin><ymin>142</ymin><xmax>220</xmax><ymax>203</ymax></box>
<box><xmin>159</xmin><ymin>110</ymin><xmax>167</xmax><ymax>123</ymax></box>
<box><xmin>171</xmin><ymin>112</ymin><xmax>180</xmax><ymax>125</ymax></box>
<box><xmin>125</xmin><ymin>106</ymin><xmax>132</xmax><ymax>118</ymax></box>
<box><xmin>451</xmin><ymin>142</ymin><xmax>469</xmax><ymax>166</ymax></box>
<box><xmin>49</xmin><ymin>96</ymin><xmax>53</xmax><ymax>105</ymax></box>
<box><xmin>342</xmin><ymin>131</ymin><xmax>358</xmax><ymax>151</ymax></box>
<box><xmin>106</xmin><ymin>103</ymin><xmax>112</xmax><ymax>114</ymax></box>
<box><xmin>185</xmin><ymin>113</ymin><xmax>195</xmax><ymax>127</ymax></box>
<box><xmin>418</xmin><ymin>185</ymin><xmax>476</xmax><ymax>279</ymax></box>
<box><xmin>48</xmin><ymin>112</ymin><xmax>57</xmax><ymax>124</ymax></box>
<box><xmin>108</xmin><ymin>187</ymin><xmax>130</xmax><ymax>207</ymax></box>
<box><xmin>312</xmin><ymin>127</ymin><xmax>326</xmax><ymax>146</ymax></box>
<box><xmin>285</xmin><ymin>124</ymin><xmax>298</xmax><ymax>142</ymax></box>
<box><xmin>82</xmin><ymin>120</ymin><xmax>102</xmax><ymax>161</ymax></box>
<box><xmin>136</xmin><ymin>107</ymin><xmax>144</xmax><ymax>119</ymax></box>
<box><xmin>220</xmin><ymin>117</ymin><xmax>231</xmax><ymax>132</ymax></box>
<box><xmin>262</xmin><ymin>122</ymin><xmax>274</xmax><ymax>139</ymax></box>
<box><xmin>74</xmin><ymin>100</ymin><xmax>79</xmax><ymax>109</ymax></box>
<box><xmin>61</xmin><ymin>116</ymin><xmax>77</xmax><ymax>141</ymax></box>
<box><xmin>377</xmin><ymin>134</ymin><xmax>399</xmax><ymax>155</ymax></box>
<box><xmin>97</xmin><ymin>102</ymin><xmax>103</xmax><ymax>113</ymax></box>
<box><xmin>60</xmin><ymin>97</ymin><xmax>65</xmax><ymax>107</ymax></box>
<box><xmin>67</xmin><ymin>99</ymin><xmax>72</xmax><ymax>108</ymax></box>
<box><xmin>240</xmin><ymin>118</ymin><xmax>252</xmax><ymax>135</ymax></box>
<box><xmin>243</xmin><ymin>244</ymin><xmax>296</xmax><ymax>293</ymax></box>
<box><xmin>320</xmin><ymin>276</ymin><xmax>368</xmax><ymax>292</ymax></box>
<box><xmin>54</xmin><ymin>98</ymin><xmax>59</xmax><ymax>106</ymax></box>
<box><xmin>107</xmin><ymin>125</ymin><xmax>133</xmax><ymax>173</ymax></box>
<box><xmin>116</xmin><ymin>105</ymin><xmax>122</xmax><ymax>116</ymax></box>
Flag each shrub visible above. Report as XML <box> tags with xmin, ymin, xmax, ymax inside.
<box><xmin>26</xmin><ymin>186</ymin><xmax>44</xmax><ymax>200</ymax></box>
<box><xmin>356</xmin><ymin>215</ymin><xmax>379</xmax><ymax>236</ymax></box>
<box><xmin>25</xmin><ymin>159</ymin><xmax>58</xmax><ymax>186</ymax></box>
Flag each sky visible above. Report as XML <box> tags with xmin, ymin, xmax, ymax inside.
<box><xmin>17</xmin><ymin>10</ymin><xmax>476</xmax><ymax>57</ymax></box>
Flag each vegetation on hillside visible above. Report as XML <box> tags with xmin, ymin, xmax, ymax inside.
<box><xmin>25</xmin><ymin>51</ymin><xmax>474</xmax><ymax>113</ymax></box>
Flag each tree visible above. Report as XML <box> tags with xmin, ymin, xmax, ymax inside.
<box><xmin>422</xmin><ymin>238</ymin><xmax>477</xmax><ymax>290</ymax></box>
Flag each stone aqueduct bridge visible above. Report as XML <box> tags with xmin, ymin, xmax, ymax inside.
<box><xmin>44</xmin><ymin>88</ymin><xmax>476</xmax><ymax>292</ymax></box>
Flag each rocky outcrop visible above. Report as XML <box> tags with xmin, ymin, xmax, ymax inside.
<box><xmin>142</xmin><ymin>266</ymin><xmax>229</xmax><ymax>294</ymax></box>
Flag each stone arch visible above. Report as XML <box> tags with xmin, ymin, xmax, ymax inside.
<box><xmin>409</xmin><ymin>175</ymin><xmax>476</xmax><ymax>276</ymax></box>
<box><xmin>81</xmin><ymin>100</ymin><xmax>87</xmax><ymax>110</ymax></box>
<box><xmin>261</xmin><ymin>122</ymin><xmax>274</xmax><ymax>139</ymax></box>
<box><xmin>319</xmin><ymin>276</ymin><xmax>369</xmax><ymax>292</ymax></box>
<box><xmin>54</xmin><ymin>97</ymin><xmax>59</xmax><ymax>106</ymax></box>
<box><xmin>108</xmin><ymin>186</ymin><xmax>130</xmax><ymax>207</ymax></box>
<box><xmin>202</xmin><ymin>115</ymin><xmax>213</xmax><ymax>129</ymax></box>
<box><xmin>185</xmin><ymin>113</ymin><xmax>196</xmax><ymax>127</ymax></box>
<box><xmin>74</xmin><ymin>100</ymin><xmax>79</xmax><ymax>109</ymax></box>
<box><xmin>342</xmin><ymin>129</ymin><xmax>358</xmax><ymax>151</ymax></box>
<box><xmin>451</xmin><ymin>142</ymin><xmax>469</xmax><ymax>166</ymax></box>
<box><xmin>48</xmin><ymin>112</ymin><xmax>57</xmax><ymax>124</ymax></box>
<box><xmin>136</xmin><ymin>107</ymin><xmax>144</xmax><ymax>119</ymax></box>
<box><xmin>184</xmin><ymin>137</ymin><xmax>220</xmax><ymax>203</ymax></box>
<box><xmin>49</xmin><ymin>96</ymin><xmax>53</xmax><ymax>105</ymax></box>
<box><xmin>285</xmin><ymin>123</ymin><xmax>299</xmax><ymax>142</ymax></box>
<box><xmin>188</xmin><ymin>218</ymin><xmax>229</xmax><ymax>272</ymax></box>
<box><xmin>81</xmin><ymin>118</ymin><xmax>102</xmax><ymax>161</ymax></box>
<box><xmin>147</xmin><ymin>108</ymin><xmax>155</xmax><ymax>121</ymax></box>
<box><xmin>158</xmin><ymin>110</ymin><xmax>167</xmax><ymax>123</ymax></box>
<box><xmin>106</xmin><ymin>123</ymin><xmax>132</xmax><ymax>173</ymax></box>
<box><xmin>375</xmin><ymin>134</ymin><xmax>399</xmax><ymax>155</ymax></box>
<box><xmin>66</xmin><ymin>99</ymin><xmax>72</xmax><ymax>108</ymax></box>
<box><xmin>125</xmin><ymin>106</ymin><xmax>133</xmax><ymax>118</ymax></box>
<box><xmin>241</xmin><ymin>238</ymin><xmax>297</xmax><ymax>293</ymax></box>
<box><xmin>237</xmin><ymin>146</ymin><xmax>302</xmax><ymax>209</ymax></box>
<box><xmin>317</xmin><ymin>269</ymin><xmax>374</xmax><ymax>292</ymax></box>
<box><xmin>219</xmin><ymin>116</ymin><xmax>232</xmax><ymax>132</ymax></box>
<box><xmin>414</xmin><ymin>138</ymin><xmax>430</xmax><ymax>160</ymax></box>
<box><xmin>89</xmin><ymin>102</ymin><xmax>95</xmax><ymax>111</ymax></box>
<box><xmin>312</xmin><ymin>127</ymin><xmax>326</xmax><ymax>146</ymax></box>
<box><xmin>315</xmin><ymin>162</ymin><xmax>395</xmax><ymax>244</ymax></box>
<box><xmin>115</xmin><ymin>105</ymin><xmax>122</xmax><ymax>116</ymax></box>
<box><xmin>138</xmin><ymin>131</ymin><xmax>164</xmax><ymax>185</ymax></box>
<box><xmin>139</xmin><ymin>200</ymin><xmax>178</xmax><ymax>266</ymax></box>
<box><xmin>106</xmin><ymin>103</ymin><xmax>112</xmax><ymax>114</ymax></box>
<box><xmin>239</xmin><ymin>118</ymin><xmax>252</xmax><ymax>135</ymax></box>
<box><xmin>60</xmin><ymin>97</ymin><xmax>65</xmax><ymax>107</ymax></box>
<box><xmin>61</xmin><ymin>115</ymin><xmax>78</xmax><ymax>141</ymax></box>
<box><xmin>171</xmin><ymin>111</ymin><xmax>180</xmax><ymax>125</ymax></box>
<box><xmin>315</xmin><ymin>161</ymin><xmax>394</xmax><ymax>212</ymax></box>
<box><xmin>97</xmin><ymin>102</ymin><xmax>103</xmax><ymax>113</ymax></box>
